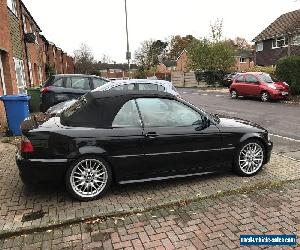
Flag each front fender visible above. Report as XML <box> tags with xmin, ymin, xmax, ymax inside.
<box><xmin>239</xmin><ymin>132</ymin><xmax>268</xmax><ymax>149</ymax></box>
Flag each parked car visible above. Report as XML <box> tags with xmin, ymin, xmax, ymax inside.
<box><xmin>229</xmin><ymin>72</ymin><xmax>290</xmax><ymax>102</ymax></box>
<box><xmin>46</xmin><ymin>79</ymin><xmax>179</xmax><ymax>116</ymax></box>
<box><xmin>40</xmin><ymin>74</ymin><xmax>109</xmax><ymax>112</ymax></box>
<box><xmin>17</xmin><ymin>91</ymin><xmax>273</xmax><ymax>201</ymax></box>
<box><xmin>222</xmin><ymin>72</ymin><xmax>239</xmax><ymax>87</ymax></box>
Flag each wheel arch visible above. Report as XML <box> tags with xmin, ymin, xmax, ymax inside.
<box><xmin>68</xmin><ymin>146</ymin><xmax>118</xmax><ymax>182</ymax></box>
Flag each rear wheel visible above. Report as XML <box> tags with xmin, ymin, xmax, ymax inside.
<box><xmin>261</xmin><ymin>91</ymin><xmax>270</xmax><ymax>102</ymax></box>
<box><xmin>230</xmin><ymin>89</ymin><xmax>238</xmax><ymax>99</ymax></box>
<box><xmin>233</xmin><ymin>139</ymin><xmax>265</xmax><ymax>176</ymax></box>
<box><xmin>66</xmin><ymin>156</ymin><xmax>112</xmax><ymax>201</ymax></box>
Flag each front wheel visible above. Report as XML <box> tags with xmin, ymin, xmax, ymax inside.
<box><xmin>233</xmin><ymin>140</ymin><xmax>265</xmax><ymax>176</ymax></box>
<box><xmin>66</xmin><ymin>156</ymin><xmax>112</xmax><ymax>201</ymax></box>
<box><xmin>230</xmin><ymin>90</ymin><xmax>238</xmax><ymax>99</ymax></box>
<box><xmin>261</xmin><ymin>91</ymin><xmax>270</xmax><ymax>102</ymax></box>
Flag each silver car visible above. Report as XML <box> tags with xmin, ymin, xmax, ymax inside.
<box><xmin>93</xmin><ymin>79</ymin><xmax>179</xmax><ymax>96</ymax></box>
<box><xmin>46</xmin><ymin>79</ymin><xmax>179</xmax><ymax>116</ymax></box>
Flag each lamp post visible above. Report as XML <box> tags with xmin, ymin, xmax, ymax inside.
<box><xmin>124</xmin><ymin>0</ymin><xmax>131</xmax><ymax>78</ymax></box>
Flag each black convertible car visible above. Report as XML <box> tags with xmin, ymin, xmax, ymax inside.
<box><xmin>17</xmin><ymin>91</ymin><xmax>273</xmax><ymax>201</ymax></box>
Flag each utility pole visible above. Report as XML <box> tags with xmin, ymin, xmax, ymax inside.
<box><xmin>124</xmin><ymin>0</ymin><xmax>131</xmax><ymax>78</ymax></box>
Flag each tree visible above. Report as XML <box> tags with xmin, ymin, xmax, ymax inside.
<box><xmin>167</xmin><ymin>35</ymin><xmax>195</xmax><ymax>60</ymax></box>
<box><xmin>210</xmin><ymin>19</ymin><xmax>223</xmax><ymax>43</ymax></box>
<box><xmin>187</xmin><ymin>39</ymin><xmax>235</xmax><ymax>72</ymax></box>
<box><xmin>74</xmin><ymin>43</ymin><xmax>95</xmax><ymax>74</ymax></box>
<box><xmin>134</xmin><ymin>39</ymin><xmax>168</xmax><ymax>73</ymax></box>
<box><xmin>100</xmin><ymin>54</ymin><xmax>113</xmax><ymax>64</ymax></box>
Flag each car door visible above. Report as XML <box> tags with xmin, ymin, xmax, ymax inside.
<box><xmin>244</xmin><ymin>74</ymin><xmax>261</xmax><ymax>97</ymax></box>
<box><xmin>234</xmin><ymin>75</ymin><xmax>247</xmax><ymax>96</ymax></box>
<box><xmin>65</xmin><ymin>76</ymin><xmax>92</xmax><ymax>100</ymax></box>
<box><xmin>136</xmin><ymin>98</ymin><xmax>222</xmax><ymax>177</ymax></box>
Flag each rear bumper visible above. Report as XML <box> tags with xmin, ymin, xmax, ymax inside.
<box><xmin>16</xmin><ymin>151</ymin><xmax>70</xmax><ymax>184</ymax></box>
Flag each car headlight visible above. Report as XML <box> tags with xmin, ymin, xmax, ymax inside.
<box><xmin>283</xmin><ymin>82</ymin><xmax>289</xmax><ymax>86</ymax></box>
<box><xmin>269</xmin><ymin>85</ymin><xmax>277</xmax><ymax>90</ymax></box>
<box><xmin>267</xmin><ymin>133</ymin><xmax>271</xmax><ymax>141</ymax></box>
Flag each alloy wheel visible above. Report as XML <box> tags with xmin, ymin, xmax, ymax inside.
<box><xmin>231</xmin><ymin>90</ymin><xmax>237</xmax><ymax>99</ymax></box>
<box><xmin>70</xmin><ymin>159</ymin><xmax>108</xmax><ymax>198</ymax></box>
<box><xmin>261</xmin><ymin>92</ymin><xmax>270</xmax><ymax>102</ymax></box>
<box><xmin>238</xmin><ymin>142</ymin><xmax>264</xmax><ymax>175</ymax></box>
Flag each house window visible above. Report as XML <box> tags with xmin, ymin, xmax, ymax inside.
<box><xmin>292</xmin><ymin>35</ymin><xmax>300</xmax><ymax>46</ymax></box>
<box><xmin>272</xmin><ymin>36</ymin><xmax>288</xmax><ymax>49</ymax></box>
<box><xmin>256</xmin><ymin>42</ymin><xmax>263</xmax><ymax>52</ymax></box>
<box><xmin>22</xmin><ymin>15</ymin><xmax>27</xmax><ymax>33</ymax></box>
<box><xmin>239</xmin><ymin>57</ymin><xmax>247</xmax><ymax>63</ymax></box>
<box><xmin>13</xmin><ymin>58</ymin><xmax>26</xmax><ymax>94</ymax></box>
<box><xmin>7</xmin><ymin>0</ymin><xmax>17</xmax><ymax>16</ymax></box>
<box><xmin>0</xmin><ymin>53</ymin><xmax>7</xmax><ymax>95</ymax></box>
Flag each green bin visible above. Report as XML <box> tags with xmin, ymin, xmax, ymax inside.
<box><xmin>27</xmin><ymin>87</ymin><xmax>41</xmax><ymax>113</ymax></box>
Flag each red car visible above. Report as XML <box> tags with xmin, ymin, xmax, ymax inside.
<box><xmin>229</xmin><ymin>72</ymin><xmax>289</xmax><ymax>102</ymax></box>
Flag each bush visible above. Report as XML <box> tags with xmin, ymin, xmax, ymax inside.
<box><xmin>195</xmin><ymin>70</ymin><xmax>225</xmax><ymax>86</ymax></box>
<box><xmin>245</xmin><ymin>66</ymin><xmax>276</xmax><ymax>76</ymax></box>
<box><xmin>276</xmin><ymin>56</ymin><xmax>300</xmax><ymax>95</ymax></box>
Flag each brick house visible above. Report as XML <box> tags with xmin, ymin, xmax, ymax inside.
<box><xmin>232</xmin><ymin>49</ymin><xmax>254</xmax><ymax>72</ymax></box>
<box><xmin>156</xmin><ymin>61</ymin><xmax>176</xmax><ymax>74</ymax></box>
<box><xmin>0</xmin><ymin>0</ymin><xmax>74</xmax><ymax>130</ymax></box>
<box><xmin>253</xmin><ymin>9</ymin><xmax>300</xmax><ymax>66</ymax></box>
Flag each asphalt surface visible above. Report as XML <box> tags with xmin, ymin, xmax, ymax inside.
<box><xmin>178</xmin><ymin>88</ymin><xmax>300</xmax><ymax>160</ymax></box>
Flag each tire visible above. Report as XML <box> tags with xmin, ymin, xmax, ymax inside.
<box><xmin>233</xmin><ymin>139</ymin><xmax>265</xmax><ymax>177</ymax></box>
<box><xmin>230</xmin><ymin>89</ymin><xmax>238</xmax><ymax>99</ymax></box>
<box><xmin>260</xmin><ymin>91</ymin><xmax>270</xmax><ymax>102</ymax></box>
<box><xmin>65</xmin><ymin>156</ymin><xmax>112</xmax><ymax>201</ymax></box>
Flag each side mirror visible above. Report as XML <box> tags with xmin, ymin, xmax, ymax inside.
<box><xmin>194</xmin><ymin>117</ymin><xmax>210</xmax><ymax>131</ymax></box>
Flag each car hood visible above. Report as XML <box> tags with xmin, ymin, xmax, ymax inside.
<box><xmin>273</xmin><ymin>81</ymin><xmax>289</xmax><ymax>91</ymax></box>
<box><xmin>216</xmin><ymin>115</ymin><xmax>266</xmax><ymax>132</ymax></box>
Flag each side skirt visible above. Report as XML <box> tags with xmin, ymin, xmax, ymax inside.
<box><xmin>118</xmin><ymin>171</ymin><xmax>214</xmax><ymax>185</ymax></box>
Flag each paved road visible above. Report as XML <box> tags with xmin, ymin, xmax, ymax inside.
<box><xmin>178</xmin><ymin>88</ymin><xmax>300</xmax><ymax>160</ymax></box>
<box><xmin>1</xmin><ymin>180</ymin><xmax>299</xmax><ymax>249</ymax></box>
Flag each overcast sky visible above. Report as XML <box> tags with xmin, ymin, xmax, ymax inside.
<box><xmin>22</xmin><ymin>0</ymin><xmax>299</xmax><ymax>63</ymax></box>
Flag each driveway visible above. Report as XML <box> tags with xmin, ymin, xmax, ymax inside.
<box><xmin>178</xmin><ymin>88</ymin><xmax>300</xmax><ymax>160</ymax></box>
<box><xmin>0</xmin><ymin>140</ymin><xmax>299</xmax><ymax>238</ymax></box>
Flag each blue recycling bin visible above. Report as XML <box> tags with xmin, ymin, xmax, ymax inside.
<box><xmin>0</xmin><ymin>95</ymin><xmax>31</xmax><ymax>136</ymax></box>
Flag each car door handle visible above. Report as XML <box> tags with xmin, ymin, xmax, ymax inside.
<box><xmin>144</xmin><ymin>132</ymin><xmax>159</xmax><ymax>139</ymax></box>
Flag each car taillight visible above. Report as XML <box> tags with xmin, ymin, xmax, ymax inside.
<box><xmin>40</xmin><ymin>87</ymin><xmax>49</xmax><ymax>94</ymax></box>
<box><xmin>21</xmin><ymin>136</ymin><xmax>34</xmax><ymax>153</ymax></box>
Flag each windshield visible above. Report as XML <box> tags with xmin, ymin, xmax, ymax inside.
<box><xmin>258</xmin><ymin>73</ymin><xmax>274</xmax><ymax>84</ymax></box>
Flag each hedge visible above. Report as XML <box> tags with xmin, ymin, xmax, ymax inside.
<box><xmin>276</xmin><ymin>56</ymin><xmax>300</xmax><ymax>95</ymax></box>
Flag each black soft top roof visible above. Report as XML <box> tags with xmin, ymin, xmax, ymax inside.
<box><xmin>61</xmin><ymin>91</ymin><xmax>176</xmax><ymax>128</ymax></box>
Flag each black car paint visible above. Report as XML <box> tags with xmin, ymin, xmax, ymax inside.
<box><xmin>17</xmin><ymin>92</ymin><xmax>272</xmax><ymax>184</ymax></box>
<box><xmin>40</xmin><ymin>75</ymin><xmax>108</xmax><ymax>112</ymax></box>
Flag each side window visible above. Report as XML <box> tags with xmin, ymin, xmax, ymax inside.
<box><xmin>111</xmin><ymin>84</ymin><xmax>135</xmax><ymax>91</ymax></box>
<box><xmin>138</xmin><ymin>83</ymin><xmax>163</xmax><ymax>91</ymax></box>
<box><xmin>66</xmin><ymin>77</ymin><xmax>91</xmax><ymax>90</ymax></box>
<box><xmin>136</xmin><ymin>98</ymin><xmax>202</xmax><ymax>127</ymax></box>
<box><xmin>53</xmin><ymin>78</ymin><xmax>64</xmax><ymax>87</ymax></box>
<box><xmin>112</xmin><ymin>100</ymin><xmax>141</xmax><ymax>127</ymax></box>
<box><xmin>93</xmin><ymin>78</ymin><xmax>107</xmax><ymax>88</ymax></box>
<box><xmin>245</xmin><ymin>75</ymin><xmax>259</xmax><ymax>84</ymax></box>
<box><xmin>235</xmin><ymin>75</ymin><xmax>244</xmax><ymax>83</ymax></box>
